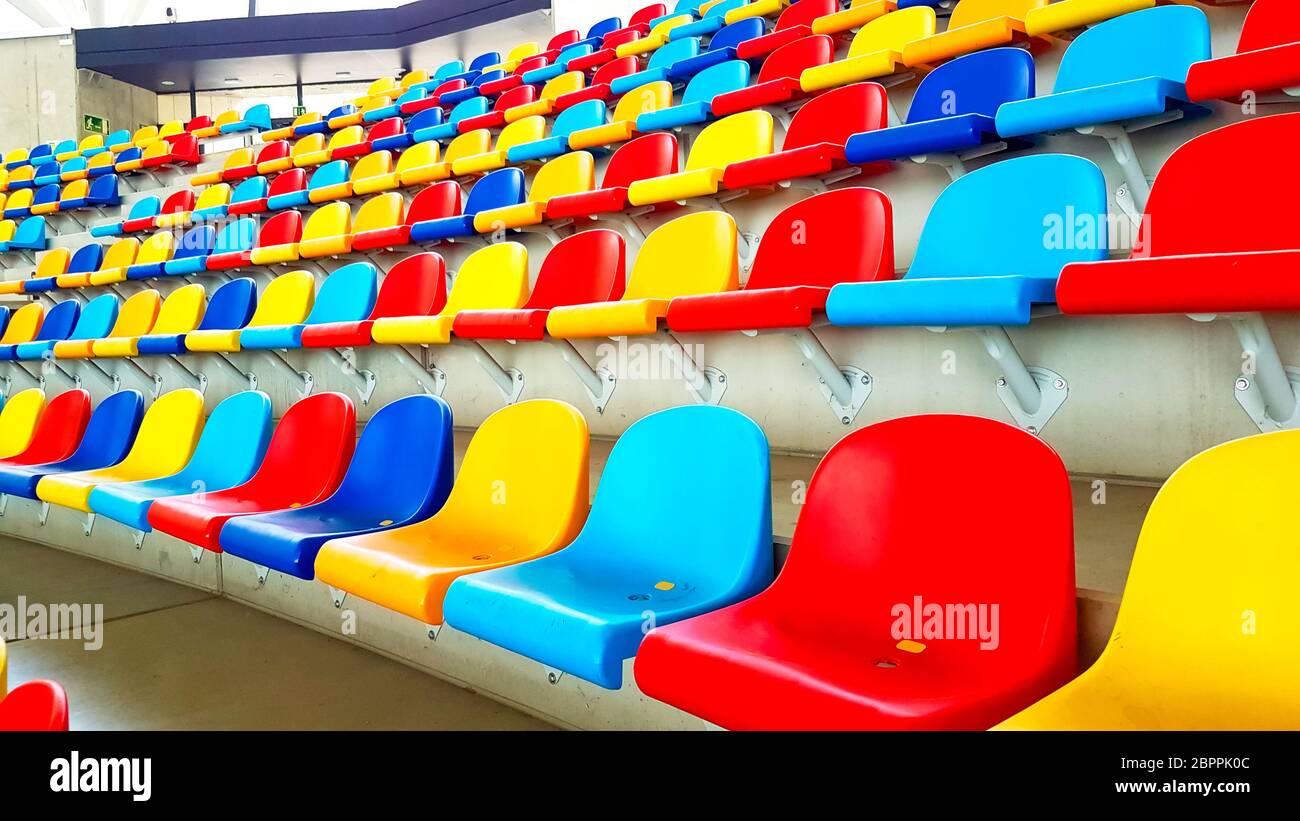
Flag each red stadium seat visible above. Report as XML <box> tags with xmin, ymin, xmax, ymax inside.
<box><xmin>1185</xmin><ymin>0</ymin><xmax>1300</xmax><ymax>103</ymax></box>
<box><xmin>544</xmin><ymin>132</ymin><xmax>678</xmax><ymax>220</ymax></box>
<box><xmin>0</xmin><ymin>681</ymin><xmax>70</xmax><ymax>731</ymax></box>
<box><xmin>0</xmin><ymin>388</ymin><xmax>91</xmax><ymax>466</ymax></box>
<box><xmin>711</xmin><ymin>34</ymin><xmax>836</xmax><ymax>116</ymax></box>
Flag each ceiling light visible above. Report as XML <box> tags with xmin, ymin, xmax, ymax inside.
<box><xmin>223</xmin><ymin>77</ymin><xmax>240</xmax><ymax>84</ymax></box>
<box><xmin>160</xmin><ymin>80</ymin><xmax>175</xmax><ymax>86</ymax></box>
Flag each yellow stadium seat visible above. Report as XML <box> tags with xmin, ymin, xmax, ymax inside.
<box><xmin>371</xmin><ymin>242</ymin><xmax>528</xmax><ymax>345</ymax></box>
<box><xmin>298</xmin><ymin>201</ymin><xmax>354</xmax><ymax>259</ymax></box>
<box><xmin>0</xmin><ymin>219</ymin><xmax>13</xmax><ymax>245</ymax></box>
<box><xmin>158</xmin><ymin>121</ymin><xmax>185</xmax><ymax>141</ymax></box>
<box><xmin>400</xmin><ymin>70</ymin><xmax>430</xmax><ymax>88</ymax></box>
<box><xmin>55</xmin><ymin>289</ymin><xmax>161</xmax><ymax>359</ymax></box>
<box><xmin>504</xmin><ymin>72</ymin><xmax>586</xmax><ymax>122</ymax></box>
<box><xmin>350</xmin><ymin>150</ymin><xmax>400</xmax><ymax>197</ymax></box>
<box><xmin>159</xmin><ymin>183</ymin><xmax>230</xmax><ymax>228</ymax></box>
<box><xmin>901</xmin><ymin>0</ymin><xmax>1044</xmax><ymax>68</ymax></box>
<box><xmin>568</xmin><ymin>81</ymin><xmax>674</xmax><ymax>150</ymax></box>
<box><xmin>547</xmin><ymin>211</ymin><xmax>738</xmax><ymax>338</ymax></box>
<box><xmin>36</xmin><ymin>388</ymin><xmax>205</xmax><ymax>512</ymax></box>
<box><xmin>0</xmin><ymin>303</ymin><xmax>44</xmax><ymax>345</ymax></box>
<box><xmin>3</xmin><ymin>149</ymin><xmax>28</xmax><ymax>167</ymax></box>
<box><xmin>192</xmin><ymin>147</ymin><xmax>255</xmax><ymax>186</ymax></box>
<box><xmin>387</xmin><ymin>140</ymin><xmax>444</xmax><ymax>188</ymax></box>
<box><xmin>308</xmin><ymin>126</ymin><xmax>365</xmax><ymax>167</ymax></box>
<box><xmin>473</xmin><ymin>151</ymin><xmax>595</xmax><ymax>232</ymax></box>
<box><xmin>801</xmin><ymin>5</ymin><xmax>936</xmax><ymax>91</ymax></box>
<box><xmin>86</xmin><ymin>153</ymin><xmax>116</xmax><ymax>178</ymax></box>
<box><xmin>617</xmin><ymin>15</ymin><xmax>694</xmax><ymax>58</ymax></box>
<box><xmin>93</xmin><ymin>283</ymin><xmax>206</xmax><ymax>358</ymax></box>
<box><xmin>626</xmin><ymin>111</ymin><xmax>773</xmax><ymax>206</ymax></box>
<box><xmin>185</xmin><ymin>270</ymin><xmax>315</xmax><ymax>353</ymax></box>
<box><xmin>6</xmin><ymin>188</ymin><xmax>33</xmax><ymax>217</ymax></box>
<box><xmin>290</xmin><ymin>133</ymin><xmax>334</xmax><ymax>169</ymax></box>
<box><xmin>352</xmin><ymin>192</ymin><xmax>405</xmax><ymax>239</ymax></box>
<box><xmin>997</xmin><ymin>430</ymin><xmax>1300</xmax><ymax>730</ymax></box>
<box><xmin>812</xmin><ymin>0</ymin><xmax>897</xmax><ymax>36</ymax></box>
<box><xmin>496</xmin><ymin>41</ymin><xmax>540</xmax><ymax>72</ymax></box>
<box><xmin>132</xmin><ymin>125</ymin><xmax>160</xmax><ymax>149</ymax></box>
<box><xmin>315</xmin><ymin>399</ymin><xmax>590</xmax><ymax>625</ymax></box>
<box><xmin>9</xmin><ymin>166</ymin><xmax>35</xmax><ymax>190</ymax></box>
<box><xmin>0</xmin><ymin>388</ymin><xmax>46</xmax><ymax>459</ymax></box>
<box><xmin>451</xmin><ymin>116</ymin><xmax>547</xmax><ymax>176</ymax></box>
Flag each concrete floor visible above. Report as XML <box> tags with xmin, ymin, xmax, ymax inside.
<box><xmin>0</xmin><ymin>535</ymin><xmax>552</xmax><ymax>730</ymax></box>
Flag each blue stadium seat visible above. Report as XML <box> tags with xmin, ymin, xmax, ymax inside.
<box><xmin>374</xmin><ymin>108</ymin><xmax>443</xmax><ymax>153</ymax></box>
<box><xmin>468</xmin><ymin>51</ymin><xmax>502</xmax><ymax>72</ymax></box>
<box><xmin>87</xmin><ymin>391</ymin><xmax>273</xmax><ymax>532</ymax></box>
<box><xmin>91</xmin><ymin>196</ymin><xmax>159</xmax><ymax>238</ymax></box>
<box><xmin>638</xmin><ymin>59</ymin><xmax>750</xmax><ymax>130</ymax></box>
<box><xmin>137</xmin><ymin>277</ymin><xmax>257</xmax><ymax>357</ymax></box>
<box><xmin>443</xmin><ymin>405</ymin><xmax>774</xmax><ymax>690</ymax></box>
<box><xmin>610</xmin><ymin>37</ymin><xmax>700</xmax><ymax>95</ymax></box>
<box><xmin>506</xmin><ymin>100</ymin><xmax>606</xmax><ymax>162</ymax></box>
<box><xmin>410</xmin><ymin>167</ymin><xmax>525</xmax><ymax>243</ymax></box>
<box><xmin>86</xmin><ymin>174</ymin><xmax>121</xmax><ymax>208</ymax></box>
<box><xmin>228</xmin><ymin>176</ymin><xmax>269</xmax><ymax>214</ymax></box>
<box><xmin>670</xmin><ymin>0</ymin><xmax>745</xmax><ymax>40</ymax></box>
<box><xmin>2</xmin><ymin>300</ymin><xmax>75</xmax><ymax>360</ymax></box>
<box><xmin>239</xmin><ymin>263</ymin><xmax>378</xmax><ymax>350</ymax></box>
<box><xmin>218</xmin><ymin>394</ymin><xmax>455</xmax><ymax>581</ymax></box>
<box><xmin>826</xmin><ymin>154</ymin><xmax>1109</xmax><ymax>327</ymax></box>
<box><xmin>218</xmin><ymin>104</ymin><xmax>273</xmax><ymax>135</ymax></box>
<box><xmin>0</xmin><ymin>390</ymin><xmax>144</xmax><ymax>498</ymax></box>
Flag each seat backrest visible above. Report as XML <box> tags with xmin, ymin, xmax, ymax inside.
<box><xmin>308</xmin><ymin>160</ymin><xmax>349</xmax><ymax>191</ymax></box>
<box><xmin>302</xmin><ymin>201</ymin><xmax>351</xmax><ymax>242</ymax></box>
<box><xmin>213</xmin><ymin>217</ymin><xmax>258</xmax><ymax>255</ymax></box>
<box><xmin>592</xmin><ymin>56</ymin><xmax>638</xmax><ymax>87</ymax></box>
<box><xmin>161</xmin><ymin>189</ymin><xmax>196</xmax><ymax>214</ymax></box>
<box><xmin>444</xmin><ymin>130</ymin><xmax>492</xmax><ymax>164</ymax></box>
<box><xmin>291</xmin><ymin>134</ymin><xmax>326</xmax><ymax>160</ymax></box>
<box><xmin>327</xmin><ymin>126</ymin><xmax>365</xmax><ymax>152</ymax></box>
<box><xmin>948</xmin><ymin>0</ymin><xmax>1045</xmax><ymax>28</ymax></box>
<box><xmin>407</xmin><ymin>181</ymin><xmax>462</xmax><ymax>224</ymax></box>
<box><xmin>747</xmin><ymin>188</ymin><xmax>894</xmax><ymax>290</ymax></box>
<box><xmin>68</xmin><ymin>243</ymin><xmax>104</xmax><ymax>274</ymax></box>
<box><xmin>0</xmin><ymin>388</ymin><xmax>45</xmax><ymax>459</ymax></box>
<box><xmin>230</xmin><ymin>177</ymin><xmax>268</xmax><ymax>207</ymax></box>
<box><xmin>328</xmin><ymin>394</ymin><xmax>453</xmax><ymax>520</ymax></box>
<box><xmin>33</xmin><ymin>299</ymin><xmax>79</xmax><ymax>342</ymax></box>
<box><xmin>366</xmin><ymin>117</ymin><xmax>404</xmax><ymax>142</ymax></box>
<box><xmin>758</xmin><ymin>34</ymin><xmax>833</xmax><ymax>83</ymax></box>
<box><xmin>441</xmin><ymin>242</ymin><xmax>529</xmax><ymax>315</ymax></box>
<box><xmin>394</xmin><ymin>141</ymin><xmax>440</xmax><ymax>174</ymax></box>
<box><xmin>9</xmin><ymin>215</ymin><xmax>45</xmax><ymax>248</ymax></box>
<box><xmin>613</xmin><ymin>80</ymin><xmax>674</xmax><ymax>123</ymax></box>
<box><xmin>778</xmin><ymin>0</ymin><xmax>835</xmax><ymax>30</ymax></box>
<box><xmin>35</xmin><ymin>248</ymin><xmax>70</xmax><ymax>279</ymax></box>
<box><xmin>59</xmin><ymin>389</ymin><xmax>144</xmax><ymax>471</ymax></box>
<box><xmin>1131</xmin><ymin>112</ymin><xmax>1300</xmax><ymax>258</ymax></box>
<box><xmin>496</xmin><ymin>116</ymin><xmax>547</xmax><ymax>153</ymax></box>
<box><xmin>1053</xmin><ymin>5</ymin><xmax>1209</xmax><ymax>93</ymax></box>
<box><xmin>1237</xmin><ymin>0</ymin><xmax>1300</xmax><ymax>53</ymax></box>
<box><xmin>370</xmin><ymin>253</ymin><xmax>447</xmax><ymax>319</ymax></box>
<box><xmin>407</xmin><ymin>108</ymin><xmax>445</xmax><ymax>134</ymax></box>
<box><xmin>709</xmin><ymin>18</ymin><xmax>763</xmax><ymax>52</ymax></box>
<box><xmin>847</xmin><ymin>5</ymin><xmax>936</xmax><ymax>58</ymax></box>
<box><xmin>106</xmin><ymin>289</ymin><xmax>161</xmax><ymax>338</ymax></box>
<box><xmin>67</xmin><ymin>293</ymin><xmax>119</xmax><ymax>341</ymax></box>
<box><xmin>469</xmin><ymin>51</ymin><xmax>501</xmax><ymax>72</ymax></box>
<box><xmin>256</xmin><ymin>210</ymin><xmax>302</xmax><ymax>249</ymax></box>
<box><xmin>124</xmin><ymin>196</ymin><xmax>160</xmax><ymax>222</ymax></box>
<box><xmin>354</xmin><ymin>192</ymin><xmax>403</xmax><ymax>233</ymax></box>
<box><xmin>256</xmin><ymin>141</ymin><xmax>289</xmax><ymax>165</ymax></box>
<box><xmin>150</xmin><ymin>283</ymin><xmax>207</xmax><ymax>335</ymax></box>
<box><xmin>230</xmin><ymin>391</ymin><xmax>356</xmax><ymax>505</ymax></box>
<box><xmin>540</xmin><ymin>71</ymin><xmax>587</xmax><ymax>101</ymax></box>
<box><xmin>569</xmin><ymin>405</ymin><xmax>771</xmax><ymax>590</ymax></box>
<box><xmin>631</xmin><ymin>3</ymin><xmax>667</xmax><ymax>27</ymax></box>
<box><xmin>0</xmin><ymin>303</ymin><xmax>42</xmax><ymax>345</ymax></box>
<box><xmin>305</xmin><ymin>262</ymin><xmax>378</xmax><ymax>324</ymax></box>
<box><xmin>684</xmin><ymin>110</ymin><xmax>773</xmax><ymax>170</ymax></box>
<box><xmin>908</xmin><ymin>154</ymin><xmax>1108</xmax><ymax>282</ymax></box>
<box><xmin>116</xmin><ymin>388</ymin><xmax>205</xmax><ymax>475</ymax></box>
<box><xmin>247</xmin><ymin>270</ymin><xmax>315</xmax><ymax>328</ymax></box>
<box><xmin>197</xmin><ymin>277</ymin><xmax>258</xmax><ymax>331</ymax></box>
<box><xmin>1100</xmin><ymin>429</ymin><xmax>1300</xmax><ymax>702</ymax></box>
<box><xmin>771</xmin><ymin>414</ymin><xmax>1073</xmax><ymax>660</ymax></box>
<box><xmin>0</xmin><ymin>681</ymin><xmax>68</xmax><ymax>731</ymax></box>
<box><xmin>494</xmin><ymin>85</ymin><xmax>536</xmax><ymax>113</ymax></box>
<box><xmin>223</xmin><ymin>147</ymin><xmax>255</xmax><ymax>171</ymax></box>
<box><xmin>526</xmin><ymin>151</ymin><xmax>594</xmax><ymax>204</ymax></box>
<box><xmin>626</xmin><ymin>211</ymin><xmax>738</xmax><ymax>299</ymax></box>
<box><xmin>13</xmin><ymin>388</ymin><xmax>91</xmax><ymax>464</ymax></box>
<box><xmin>268</xmin><ymin>168</ymin><xmax>307</xmax><ymax>198</ymax></box>
<box><xmin>908</xmin><ymin>47</ymin><xmax>1034</xmax><ymax>123</ymax></box>
<box><xmin>782</xmin><ymin>82</ymin><xmax>888</xmax><ymax>150</ymax></box>
<box><xmin>175</xmin><ymin>390</ymin><xmax>273</xmax><ymax>490</ymax></box>
<box><xmin>189</xmin><ymin>184</ymin><xmax>229</xmax><ymax>215</ymax></box>
<box><xmin>447</xmin><ymin>97</ymin><xmax>491</xmax><ymax>128</ymax></box>
<box><xmin>464</xmin><ymin>167</ymin><xmax>526</xmax><ymax>214</ymax></box>
<box><xmin>525</xmin><ymin>230</ymin><xmax>625</xmax><ymax>311</ymax></box>
<box><xmin>648</xmin><ymin>36</ymin><xmax>698</xmax><ymax>69</ymax></box>
<box><xmin>435</xmin><ymin>399</ymin><xmax>589</xmax><ymax>549</ymax></box>
<box><xmin>135</xmin><ymin>230</ymin><xmax>176</xmax><ymax>265</ymax></box>
<box><xmin>551</xmin><ymin>101</ymin><xmax>605</xmax><ymax>141</ymax></box>
<box><xmin>683</xmin><ymin>60</ymin><xmax>750</xmax><ymax>106</ymax></box>
<box><xmin>350</xmin><ymin>150</ymin><xmax>392</xmax><ymax>183</ymax></box>
<box><xmin>100</xmin><ymin>237</ymin><xmax>140</xmax><ymax>270</ymax></box>
<box><xmin>87</xmin><ymin>174</ymin><xmax>119</xmax><ymax>203</ymax></box>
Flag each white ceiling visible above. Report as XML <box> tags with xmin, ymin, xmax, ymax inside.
<box><xmin>0</xmin><ymin>0</ymin><xmax>410</xmax><ymax>36</ymax></box>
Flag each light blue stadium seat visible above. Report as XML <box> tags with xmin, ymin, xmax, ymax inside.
<box><xmin>103</xmin><ymin>130</ymin><xmax>133</xmax><ymax>154</ymax></box>
<box><xmin>228</xmin><ymin>176</ymin><xmax>269</xmax><ymax>213</ymax></box>
<box><xmin>137</xmin><ymin>277</ymin><xmax>256</xmax><ymax>357</ymax></box>
<box><xmin>295</xmin><ymin>161</ymin><xmax>349</xmax><ymax>207</ymax></box>
<box><xmin>219</xmin><ymin>104</ymin><xmax>273</xmax><ymax>134</ymax></box>
<box><xmin>414</xmin><ymin>97</ymin><xmax>491</xmax><ymax>143</ymax></box>
<box><xmin>433</xmin><ymin>60</ymin><xmax>467</xmax><ymax>81</ymax></box>
<box><xmin>506</xmin><ymin>101</ymin><xmax>607</xmax><ymax>162</ymax></box>
<box><xmin>845</xmin><ymin>48</ymin><xmax>1035</xmax><ymax>165</ymax></box>
<box><xmin>199</xmin><ymin>217</ymin><xmax>259</xmax><ymax>268</ymax></box>
<box><xmin>827</xmin><ymin>154</ymin><xmax>1109</xmax><ymax>327</ymax></box>
<box><xmin>0</xmin><ymin>216</ymin><xmax>46</xmax><ymax>253</ymax></box>
<box><xmin>92</xmin><ymin>195</ymin><xmax>159</xmax><ymax>238</ymax></box>
<box><xmin>240</xmin><ymin>263</ymin><xmax>378</xmax><ymax>350</ymax></box>
<box><xmin>665</xmin><ymin>17</ymin><xmax>762</xmax><ymax>81</ymax></box>
<box><xmin>218</xmin><ymin>394</ymin><xmax>455</xmax><ymax>581</ymax></box>
<box><xmin>638</xmin><ymin>59</ymin><xmax>750</xmax><ymax>131</ymax></box>
<box><xmin>610</xmin><ymin>36</ymin><xmax>700</xmax><ymax>95</ymax></box>
<box><xmin>14</xmin><ymin>296</ymin><xmax>109</xmax><ymax>361</ymax></box>
<box><xmin>88</xmin><ymin>391</ymin><xmax>274</xmax><ymax>532</ymax></box>
<box><xmin>995</xmin><ymin>6</ymin><xmax>1211</xmax><ymax>139</ymax></box>
<box><xmin>0</xmin><ymin>390</ymin><xmax>144</xmax><ymax>498</ymax></box>
<box><xmin>410</xmin><ymin>167</ymin><xmax>525</xmax><ymax>243</ymax></box>
<box><xmin>443</xmin><ymin>405</ymin><xmax>774</xmax><ymax>690</ymax></box>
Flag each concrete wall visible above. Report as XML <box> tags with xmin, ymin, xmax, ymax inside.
<box><xmin>76</xmin><ymin>68</ymin><xmax>158</xmax><ymax>139</ymax></box>
<box><xmin>0</xmin><ymin>33</ymin><xmax>79</xmax><ymax>154</ymax></box>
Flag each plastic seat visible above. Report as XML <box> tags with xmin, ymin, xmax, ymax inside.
<box><xmin>995</xmin><ymin>6</ymin><xmax>1210</xmax><ymax>140</ymax></box>
<box><xmin>298</xmin><ymin>202</ymin><xmax>354</xmax><ymax>260</ymax></box>
<box><xmin>219</xmin><ymin>394</ymin><xmax>454</xmax><ymax>580</ymax></box>
<box><xmin>162</xmin><ymin>182</ymin><xmax>231</xmax><ymax>227</ymax></box>
<box><xmin>1002</xmin><ymin>428</ymin><xmax>1300</xmax><ymax>730</ymax></box>
<box><xmin>186</xmin><ymin>270</ymin><xmax>314</xmax><ymax>353</ymax></box>
<box><xmin>713</xmin><ymin>34</ymin><xmax>835</xmax><ymax>116</ymax></box>
<box><xmin>0</xmin><ymin>388</ymin><xmax>46</xmax><ymax>459</ymax></box>
<box><xmin>301</xmin><ymin>253</ymin><xmax>447</xmax><ymax>349</ymax></box>
<box><xmin>455</xmin><ymin>231</ymin><xmax>624</xmax><ymax>341</ymax></box>
<box><xmin>612</xmin><ymin>37</ymin><xmax>700</xmax><ymax>96</ymax></box>
<box><xmin>636</xmin><ymin>414</ymin><xmax>1074</xmax><ymax>728</ymax></box>
<box><xmin>121</xmin><ymin>230</ymin><xmax>177</xmax><ymax>280</ymax></box>
<box><xmin>35</xmin><ymin>388</ymin><xmax>206</xmax><ymax>512</ymax></box>
<box><xmin>317</xmin><ymin>399</ymin><xmax>589</xmax><ymax>625</ymax></box>
<box><xmin>0</xmin><ymin>390</ymin><xmax>144</xmax><ymax>498</ymax></box>
<box><xmin>473</xmin><ymin>152</ymin><xmax>595</xmax><ymax>232</ymax></box>
<box><xmin>199</xmin><ymin>217</ymin><xmax>259</xmax><ymax>271</ymax></box>
<box><xmin>139</xmin><ymin>278</ymin><xmax>255</xmax><ymax>357</ymax></box>
<box><xmin>225</xmin><ymin>177</ymin><xmax>270</xmax><ymax>216</ymax></box>
<box><xmin>244</xmin><ymin>211</ymin><xmax>304</xmax><ymax>267</ymax></box>
<box><xmin>444</xmin><ymin>405</ymin><xmax>772</xmax><ymax>689</ymax></box>
<box><xmin>96</xmin><ymin>283</ymin><xmax>206</xmax><ymax>358</ymax></box>
<box><xmin>799</xmin><ymin>6</ymin><xmax>936</xmax><ymax>92</ymax></box>
<box><xmin>724</xmin><ymin>82</ymin><xmax>889</xmax><ymax>189</ymax></box>
<box><xmin>0</xmin><ymin>680</ymin><xmax>69</xmax><ymax>731</ymax></box>
<box><xmin>548</xmin><ymin>211</ymin><xmax>737</xmax><ymax>338</ymax></box>
<box><xmin>54</xmin><ymin>289</ymin><xmax>159</xmax><ymax>359</ymax></box>
<box><xmin>0</xmin><ymin>300</ymin><xmax>76</xmax><ymax>361</ymax></box>
<box><xmin>369</xmin><ymin>183</ymin><xmax>463</xmax><ymax>250</ymax></box>
<box><xmin>827</xmin><ymin>154</ymin><xmax>1107</xmax><ymax>328</ymax></box>
<box><xmin>0</xmin><ymin>389</ymin><xmax>91</xmax><ymax>468</ymax></box>
<box><xmin>566</xmin><ymin>81</ymin><xmax>674</xmax><ymax>151</ymax></box>
<box><xmin>1056</xmin><ymin>113</ymin><xmax>1300</xmax><ymax>317</ymax></box>
<box><xmin>372</xmin><ymin>242</ymin><xmax>528</xmax><ymax>345</ymax></box>
<box><xmin>348</xmin><ymin>193</ymin><xmax>403</xmax><ymax>250</ymax></box>
<box><xmin>668</xmin><ymin>188</ymin><xmax>893</xmax><ymax>332</ymax></box>
<box><xmin>88</xmin><ymin>391</ymin><xmax>273</xmax><ymax>532</ymax></box>
<box><xmin>553</xmin><ymin>58</ymin><xmax>641</xmax><ymax>112</ymax></box>
<box><xmin>409</xmin><ymin>168</ymin><xmax>525</xmax><ymax>243</ymax></box>
<box><xmin>844</xmin><ymin>48</ymin><xmax>1033</xmax><ymax>167</ymax></box>
<box><xmin>149</xmin><ymin>190</ymin><xmax>197</xmax><ymax>230</ymax></box>
<box><xmin>1185</xmin><ymin>0</ymin><xmax>1299</xmax><ymax>103</ymax></box>
<box><xmin>18</xmin><ymin>294</ymin><xmax>115</xmax><ymax>362</ymax></box>
<box><xmin>240</xmin><ymin>263</ymin><xmax>378</xmax><ymax>350</ymax></box>
<box><xmin>901</xmin><ymin>0</ymin><xmax>1046</xmax><ymax>68</ymax></box>
<box><xmin>162</xmin><ymin>224</ymin><xmax>217</xmax><ymax>276</ymax></box>
<box><xmin>627</xmin><ymin>111</ymin><xmax>772</xmax><ymax>205</ymax></box>
<box><xmin>217</xmin><ymin>104</ymin><xmax>272</xmax><ymax>135</ymax></box>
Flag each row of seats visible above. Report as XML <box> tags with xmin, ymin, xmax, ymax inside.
<box><xmin>4</xmin><ymin>385</ymin><xmax>1290</xmax><ymax>729</ymax></box>
<box><xmin>0</xmin><ymin>135</ymin><xmax>198</xmax><ymax>195</ymax></box>
<box><xmin>0</xmin><ymin>635</ymin><xmax>69</xmax><ymax>731</ymax></box>
<box><xmin>1</xmin><ymin>175</ymin><xmax>120</xmax><ymax>222</ymax></box>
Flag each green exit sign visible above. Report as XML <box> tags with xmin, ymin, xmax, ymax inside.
<box><xmin>82</xmin><ymin>114</ymin><xmax>108</xmax><ymax>135</ymax></box>
<box><xmin>292</xmin><ymin>105</ymin><xmax>307</xmax><ymax>116</ymax></box>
